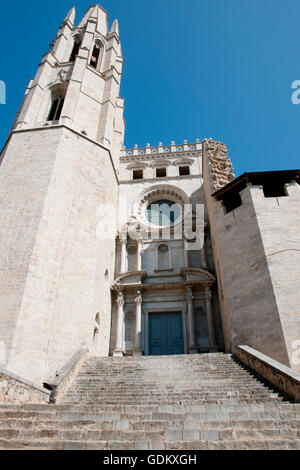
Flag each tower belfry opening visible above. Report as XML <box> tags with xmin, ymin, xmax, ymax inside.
<box><xmin>69</xmin><ymin>38</ymin><xmax>81</xmax><ymax>62</ymax></box>
<box><xmin>47</xmin><ymin>96</ymin><xmax>65</xmax><ymax>121</ymax></box>
<box><xmin>90</xmin><ymin>42</ymin><xmax>101</xmax><ymax>69</ymax></box>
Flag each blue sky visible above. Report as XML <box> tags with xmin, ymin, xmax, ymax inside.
<box><xmin>0</xmin><ymin>0</ymin><xmax>299</xmax><ymax>176</ymax></box>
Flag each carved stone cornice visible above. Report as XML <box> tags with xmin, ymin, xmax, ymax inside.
<box><xmin>112</xmin><ymin>280</ymin><xmax>214</xmax><ymax>294</ymax></box>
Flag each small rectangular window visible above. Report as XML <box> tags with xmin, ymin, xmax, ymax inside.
<box><xmin>133</xmin><ymin>169</ymin><xmax>143</xmax><ymax>180</ymax></box>
<box><xmin>179</xmin><ymin>166</ymin><xmax>190</xmax><ymax>176</ymax></box>
<box><xmin>156</xmin><ymin>167</ymin><xmax>166</xmax><ymax>178</ymax></box>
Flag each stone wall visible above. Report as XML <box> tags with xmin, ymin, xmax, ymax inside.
<box><xmin>252</xmin><ymin>182</ymin><xmax>300</xmax><ymax>371</ymax></box>
<box><xmin>0</xmin><ymin>126</ymin><xmax>119</xmax><ymax>386</ymax></box>
<box><xmin>0</xmin><ymin>368</ymin><xmax>50</xmax><ymax>404</ymax></box>
<box><xmin>235</xmin><ymin>345</ymin><xmax>300</xmax><ymax>401</ymax></box>
<box><xmin>111</xmin><ymin>145</ymin><xmax>223</xmax><ymax>355</ymax></box>
<box><xmin>203</xmin><ymin>140</ymin><xmax>300</xmax><ymax>371</ymax></box>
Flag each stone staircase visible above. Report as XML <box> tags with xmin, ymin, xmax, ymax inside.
<box><xmin>0</xmin><ymin>353</ymin><xmax>299</xmax><ymax>450</ymax></box>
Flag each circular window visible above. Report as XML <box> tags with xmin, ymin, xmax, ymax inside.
<box><xmin>146</xmin><ymin>200</ymin><xmax>181</xmax><ymax>227</ymax></box>
<box><xmin>134</xmin><ymin>185</ymin><xmax>191</xmax><ymax>230</ymax></box>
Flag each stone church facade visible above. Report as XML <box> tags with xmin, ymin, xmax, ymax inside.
<box><xmin>0</xmin><ymin>4</ymin><xmax>299</xmax><ymax>390</ymax></box>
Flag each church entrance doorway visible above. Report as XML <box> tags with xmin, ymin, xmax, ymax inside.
<box><xmin>148</xmin><ymin>312</ymin><xmax>184</xmax><ymax>356</ymax></box>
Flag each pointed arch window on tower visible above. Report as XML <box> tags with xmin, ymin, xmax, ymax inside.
<box><xmin>47</xmin><ymin>96</ymin><xmax>65</xmax><ymax>121</ymax></box>
<box><xmin>69</xmin><ymin>38</ymin><xmax>81</xmax><ymax>62</ymax></box>
<box><xmin>90</xmin><ymin>41</ymin><xmax>102</xmax><ymax>70</ymax></box>
<box><xmin>47</xmin><ymin>86</ymin><xmax>66</xmax><ymax>122</ymax></box>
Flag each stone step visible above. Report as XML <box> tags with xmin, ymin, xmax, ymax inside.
<box><xmin>0</xmin><ymin>353</ymin><xmax>298</xmax><ymax>450</ymax></box>
<box><xmin>63</xmin><ymin>398</ymin><xmax>282</xmax><ymax>405</ymax></box>
<box><xmin>0</xmin><ymin>410</ymin><xmax>298</xmax><ymax>424</ymax></box>
<box><xmin>67</xmin><ymin>388</ymin><xmax>279</xmax><ymax>393</ymax></box>
<box><xmin>0</xmin><ymin>438</ymin><xmax>299</xmax><ymax>450</ymax></box>
<box><xmin>0</xmin><ymin>417</ymin><xmax>299</xmax><ymax>431</ymax></box>
<box><xmin>71</xmin><ymin>383</ymin><xmax>272</xmax><ymax>388</ymax></box>
<box><xmin>0</xmin><ymin>426</ymin><xmax>298</xmax><ymax>441</ymax></box>
<box><xmin>0</xmin><ymin>402</ymin><xmax>297</xmax><ymax>413</ymax></box>
<box><xmin>64</xmin><ymin>393</ymin><xmax>280</xmax><ymax>400</ymax></box>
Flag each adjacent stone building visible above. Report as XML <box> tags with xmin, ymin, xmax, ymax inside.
<box><xmin>0</xmin><ymin>4</ymin><xmax>299</xmax><ymax>389</ymax></box>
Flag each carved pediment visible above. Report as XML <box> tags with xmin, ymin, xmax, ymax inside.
<box><xmin>180</xmin><ymin>267</ymin><xmax>215</xmax><ymax>284</ymax></box>
<box><xmin>113</xmin><ymin>270</ymin><xmax>147</xmax><ymax>287</ymax></box>
<box><xmin>173</xmin><ymin>158</ymin><xmax>193</xmax><ymax>166</ymax></box>
<box><xmin>150</xmin><ymin>159</ymin><xmax>171</xmax><ymax>168</ymax></box>
<box><xmin>126</xmin><ymin>162</ymin><xmax>148</xmax><ymax>170</ymax></box>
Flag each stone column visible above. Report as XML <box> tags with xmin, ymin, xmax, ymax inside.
<box><xmin>186</xmin><ymin>287</ymin><xmax>197</xmax><ymax>354</ymax></box>
<box><xmin>120</xmin><ymin>237</ymin><xmax>127</xmax><ymax>274</ymax></box>
<box><xmin>137</xmin><ymin>236</ymin><xmax>143</xmax><ymax>271</ymax></box>
<box><xmin>202</xmin><ymin>234</ymin><xmax>208</xmax><ymax>268</ymax></box>
<box><xmin>133</xmin><ymin>290</ymin><xmax>143</xmax><ymax>356</ymax></box>
<box><xmin>184</xmin><ymin>239</ymin><xmax>189</xmax><ymax>268</ymax></box>
<box><xmin>205</xmin><ymin>288</ymin><xmax>217</xmax><ymax>351</ymax></box>
<box><xmin>113</xmin><ymin>291</ymin><xmax>125</xmax><ymax>356</ymax></box>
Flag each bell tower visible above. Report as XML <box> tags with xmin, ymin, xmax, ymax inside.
<box><xmin>11</xmin><ymin>5</ymin><xmax>124</xmax><ymax>164</ymax></box>
<box><xmin>0</xmin><ymin>5</ymin><xmax>124</xmax><ymax>385</ymax></box>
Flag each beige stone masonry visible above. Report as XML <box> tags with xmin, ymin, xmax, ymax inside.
<box><xmin>0</xmin><ymin>367</ymin><xmax>50</xmax><ymax>404</ymax></box>
<box><xmin>236</xmin><ymin>345</ymin><xmax>300</xmax><ymax>401</ymax></box>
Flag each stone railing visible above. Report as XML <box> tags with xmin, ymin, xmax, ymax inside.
<box><xmin>44</xmin><ymin>346</ymin><xmax>89</xmax><ymax>404</ymax></box>
<box><xmin>0</xmin><ymin>367</ymin><xmax>51</xmax><ymax>404</ymax></box>
<box><xmin>120</xmin><ymin>140</ymin><xmax>201</xmax><ymax>157</ymax></box>
<box><xmin>235</xmin><ymin>345</ymin><xmax>300</xmax><ymax>402</ymax></box>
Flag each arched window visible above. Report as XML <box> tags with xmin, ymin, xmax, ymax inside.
<box><xmin>69</xmin><ymin>38</ymin><xmax>81</xmax><ymax>62</ymax></box>
<box><xmin>90</xmin><ymin>41</ymin><xmax>102</xmax><ymax>69</ymax></box>
<box><xmin>158</xmin><ymin>244</ymin><xmax>169</xmax><ymax>270</ymax></box>
<box><xmin>47</xmin><ymin>86</ymin><xmax>66</xmax><ymax>122</ymax></box>
<box><xmin>47</xmin><ymin>97</ymin><xmax>64</xmax><ymax>121</ymax></box>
